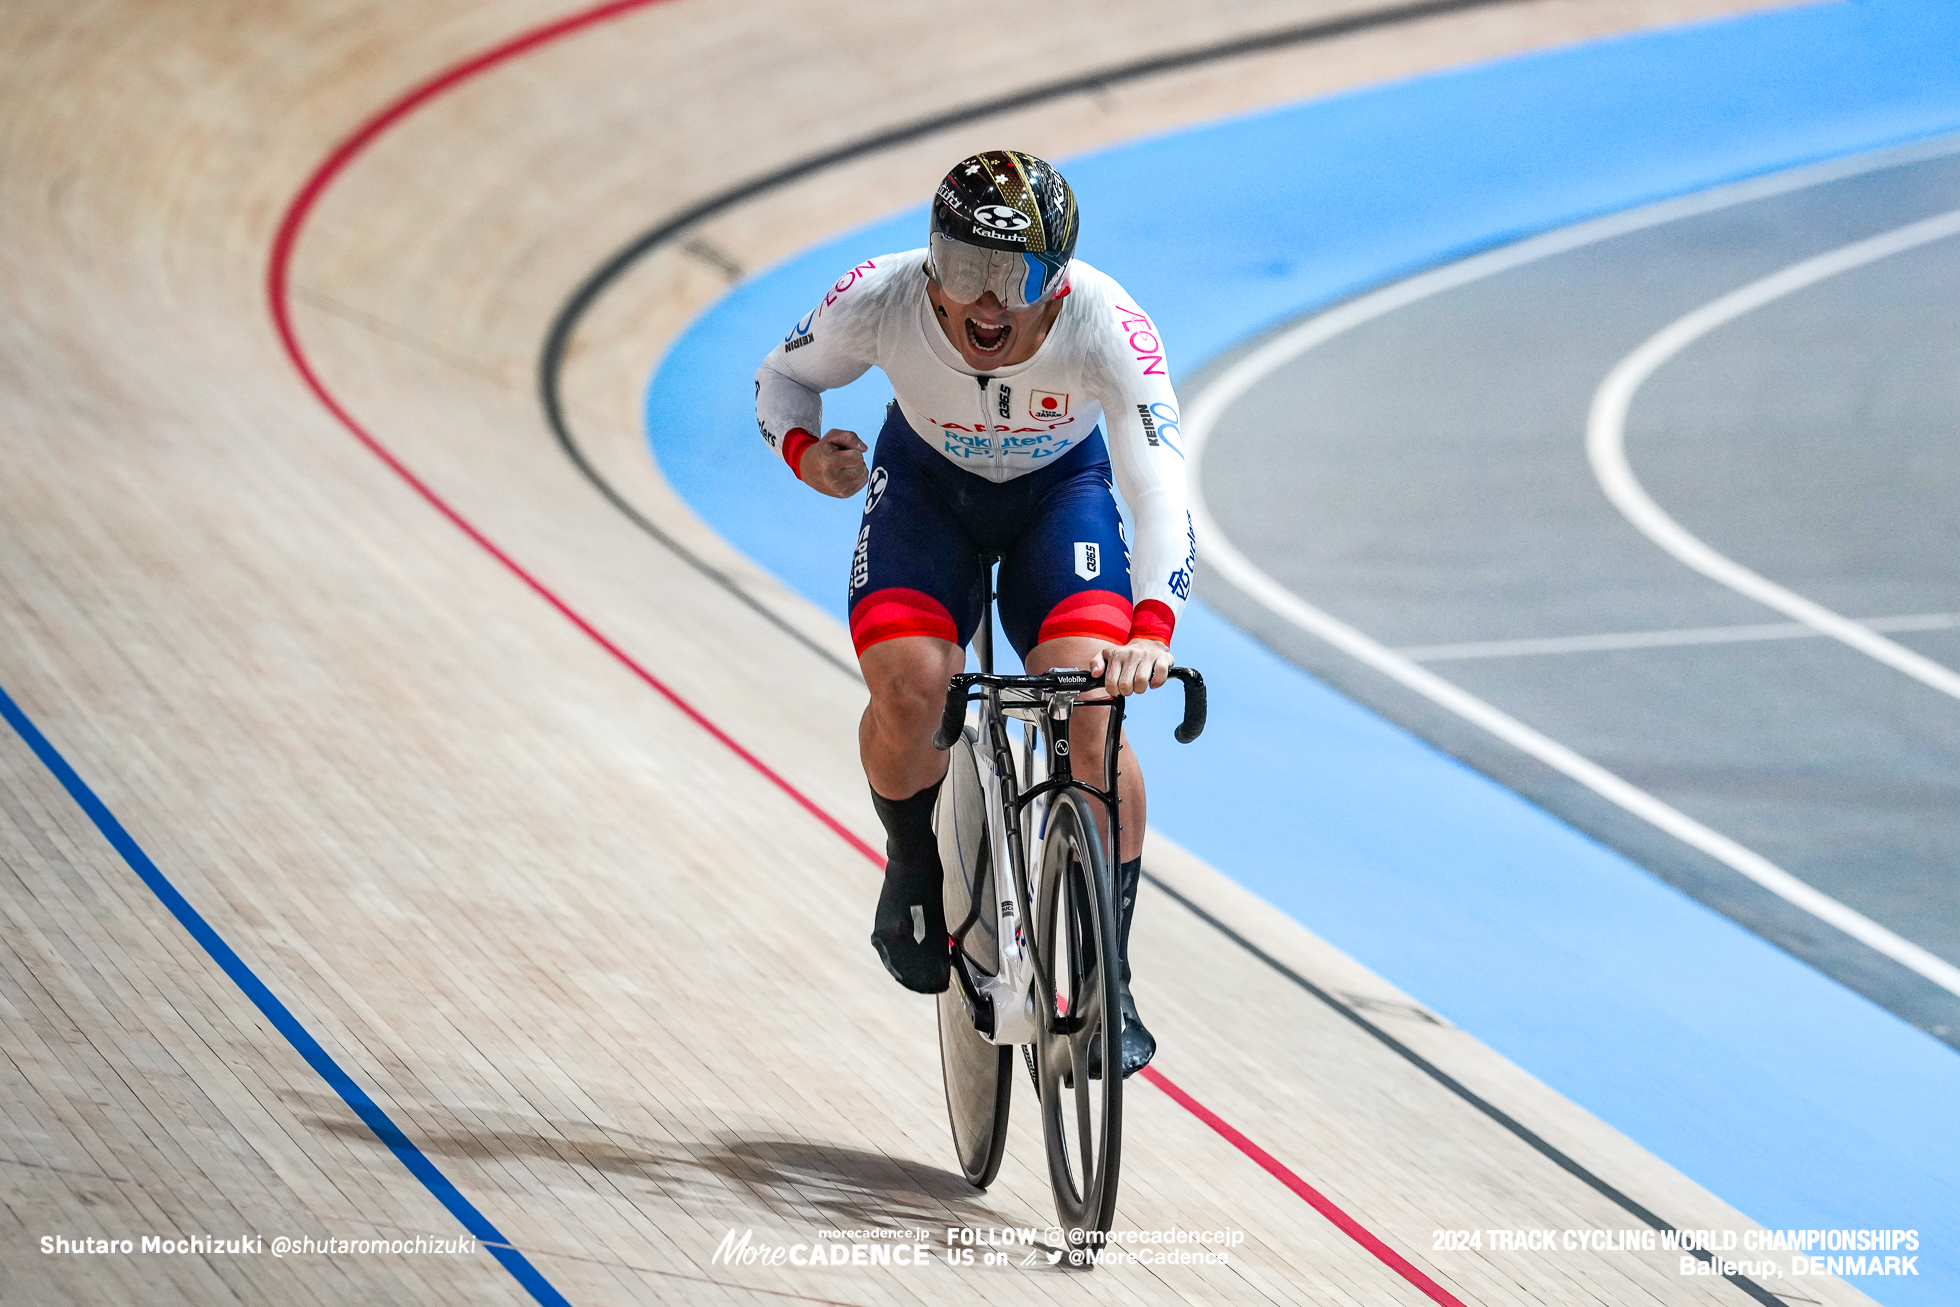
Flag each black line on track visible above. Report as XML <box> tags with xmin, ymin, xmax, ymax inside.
<box><xmin>538</xmin><ymin>5</ymin><xmax>1786</xmax><ymax>1302</ymax></box>
<box><xmin>1145</xmin><ymin>870</ymin><xmax>1789</xmax><ymax>1307</ymax></box>
<box><xmin>537</xmin><ymin>0</ymin><xmax>1530</xmax><ymax>682</ymax></box>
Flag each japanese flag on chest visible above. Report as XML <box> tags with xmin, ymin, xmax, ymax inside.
<box><xmin>1029</xmin><ymin>390</ymin><xmax>1069</xmax><ymax>421</ymax></box>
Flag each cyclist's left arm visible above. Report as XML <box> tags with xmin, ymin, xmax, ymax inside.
<box><xmin>1090</xmin><ymin>296</ymin><xmax>1195</xmax><ymax>696</ymax></box>
<box><xmin>754</xmin><ymin>256</ymin><xmax>899</xmax><ymax>493</ymax></box>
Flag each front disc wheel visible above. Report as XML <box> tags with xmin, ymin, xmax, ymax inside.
<box><xmin>1033</xmin><ymin>791</ymin><xmax>1122</xmax><ymax>1256</ymax></box>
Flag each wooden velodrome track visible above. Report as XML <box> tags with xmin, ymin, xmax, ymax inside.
<box><xmin>0</xmin><ymin>1</ymin><xmax>1878</xmax><ymax>1304</ymax></box>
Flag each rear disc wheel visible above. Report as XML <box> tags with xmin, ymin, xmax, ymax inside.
<box><xmin>935</xmin><ymin>731</ymin><xmax>1011</xmax><ymax>1188</ymax></box>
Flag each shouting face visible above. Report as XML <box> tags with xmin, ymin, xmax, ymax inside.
<box><xmin>924</xmin><ymin>279</ymin><xmax>1067</xmax><ymax>371</ymax></box>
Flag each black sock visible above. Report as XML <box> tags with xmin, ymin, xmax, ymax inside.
<box><xmin>871</xmin><ymin>780</ymin><xmax>943</xmax><ymax>895</ymax></box>
<box><xmin>1116</xmin><ymin>856</ymin><xmax>1142</xmax><ymax>984</ymax></box>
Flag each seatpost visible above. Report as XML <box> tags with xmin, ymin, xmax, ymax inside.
<box><xmin>975</xmin><ymin>553</ymin><xmax>998</xmax><ymax>676</ymax></box>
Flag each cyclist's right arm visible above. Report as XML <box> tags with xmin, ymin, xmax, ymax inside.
<box><xmin>754</xmin><ymin>256</ymin><xmax>897</xmax><ymax>491</ymax></box>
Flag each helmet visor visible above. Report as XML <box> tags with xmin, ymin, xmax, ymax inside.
<box><xmin>928</xmin><ymin>233</ymin><xmax>1066</xmax><ymax>310</ymax></box>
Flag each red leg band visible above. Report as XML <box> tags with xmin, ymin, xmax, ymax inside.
<box><xmin>850</xmin><ymin>588</ymin><xmax>958</xmax><ymax>655</ymax></box>
<box><xmin>1038</xmin><ymin>589</ymin><xmax>1134</xmax><ymax>646</ymax></box>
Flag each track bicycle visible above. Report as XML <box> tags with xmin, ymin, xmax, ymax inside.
<box><xmin>929</xmin><ymin>559</ymin><xmax>1205</xmax><ymax>1256</ymax></box>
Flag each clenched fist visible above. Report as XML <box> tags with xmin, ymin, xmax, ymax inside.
<box><xmin>800</xmin><ymin>428</ymin><xmax>870</xmax><ymax>498</ymax></box>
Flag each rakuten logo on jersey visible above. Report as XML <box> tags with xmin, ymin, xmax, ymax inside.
<box><xmin>938</xmin><ymin>426</ymin><xmax>1070</xmax><ymax>459</ymax></box>
<box><xmin>1114</xmin><ymin>304</ymin><xmax>1166</xmax><ymax>376</ymax></box>
<box><xmin>941</xmin><ymin>429</ymin><xmax>990</xmax><ymax>458</ymax></box>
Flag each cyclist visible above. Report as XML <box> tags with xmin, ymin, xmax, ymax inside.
<box><xmin>753</xmin><ymin>150</ymin><xmax>1193</xmax><ymax>1077</ymax></box>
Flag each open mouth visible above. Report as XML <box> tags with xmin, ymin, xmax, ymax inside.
<box><xmin>965</xmin><ymin>318</ymin><xmax>1012</xmax><ymax>356</ymax></box>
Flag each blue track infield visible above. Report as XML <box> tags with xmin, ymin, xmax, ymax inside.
<box><xmin>647</xmin><ymin>3</ymin><xmax>1960</xmax><ymax>1300</ymax></box>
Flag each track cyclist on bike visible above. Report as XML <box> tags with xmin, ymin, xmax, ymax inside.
<box><xmin>753</xmin><ymin>150</ymin><xmax>1194</xmax><ymax>1077</ymax></box>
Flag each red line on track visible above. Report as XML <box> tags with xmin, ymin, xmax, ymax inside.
<box><xmin>266</xmin><ymin>5</ymin><xmax>1465</xmax><ymax>1301</ymax></box>
<box><xmin>1142</xmin><ymin>1067</ymin><xmax>1469</xmax><ymax>1306</ymax></box>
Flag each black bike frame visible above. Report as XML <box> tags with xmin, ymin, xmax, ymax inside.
<box><xmin>943</xmin><ymin>559</ymin><xmax>1125</xmax><ymax>1022</ymax></box>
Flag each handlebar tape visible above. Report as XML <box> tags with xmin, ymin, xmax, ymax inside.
<box><xmin>1169</xmin><ymin>666</ymin><xmax>1207</xmax><ymax>743</ymax></box>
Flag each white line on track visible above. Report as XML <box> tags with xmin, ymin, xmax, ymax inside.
<box><xmin>1185</xmin><ymin>134</ymin><xmax>1960</xmax><ymax>999</ymax></box>
<box><xmin>1587</xmin><ymin>205</ymin><xmax>1960</xmax><ymax>702</ymax></box>
<box><xmin>1398</xmin><ymin>613</ymin><xmax>1960</xmax><ymax>662</ymax></box>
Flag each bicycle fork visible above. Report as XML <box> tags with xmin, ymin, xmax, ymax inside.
<box><xmin>965</xmin><ymin>685</ymin><xmax>1039</xmax><ymax>1045</ymax></box>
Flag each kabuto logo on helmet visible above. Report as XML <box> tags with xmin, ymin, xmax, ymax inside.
<box><xmin>972</xmin><ymin>204</ymin><xmax>1032</xmax><ymax>232</ymax></box>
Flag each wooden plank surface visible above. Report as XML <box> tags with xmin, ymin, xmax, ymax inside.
<box><xmin>0</xmin><ymin>1</ymin><xmax>1871</xmax><ymax>1303</ymax></box>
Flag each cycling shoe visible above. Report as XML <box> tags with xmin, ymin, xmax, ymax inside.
<box><xmin>1084</xmin><ymin>981</ymin><xmax>1155</xmax><ymax>1080</ymax></box>
<box><xmin>867</xmin><ymin>782</ymin><xmax>949</xmax><ymax>994</ymax></box>
<box><xmin>870</xmin><ymin>861</ymin><xmax>949</xmax><ymax>994</ymax></box>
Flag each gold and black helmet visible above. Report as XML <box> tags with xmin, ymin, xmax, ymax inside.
<box><xmin>928</xmin><ymin>150</ymin><xmax>1079</xmax><ymax>308</ymax></box>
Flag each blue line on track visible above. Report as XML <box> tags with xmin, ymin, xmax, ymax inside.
<box><xmin>646</xmin><ymin>4</ymin><xmax>1960</xmax><ymax>1302</ymax></box>
<box><xmin>0</xmin><ymin>681</ymin><xmax>572</xmax><ymax>1307</ymax></box>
